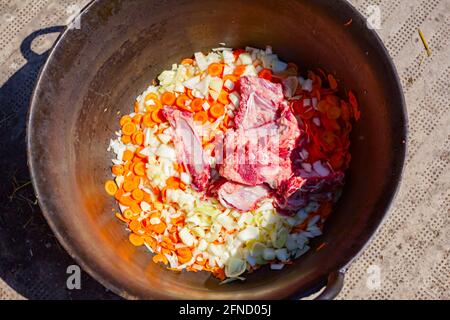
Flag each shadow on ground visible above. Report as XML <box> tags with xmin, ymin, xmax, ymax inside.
<box><xmin>0</xmin><ymin>26</ymin><xmax>119</xmax><ymax>300</ymax></box>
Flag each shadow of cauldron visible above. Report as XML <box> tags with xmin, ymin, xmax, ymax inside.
<box><xmin>0</xmin><ymin>26</ymin><xmax>118</xmax><ymax>300</ymax></box>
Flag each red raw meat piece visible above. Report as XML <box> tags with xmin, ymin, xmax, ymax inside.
<box><xmin>234</xmin><ymin>76</ymin><xmax>284</xmax><ymax>129</ymax></box>
<box><xmin>163</xmin><ymin>107</ymin><xmax>210</xmax><ymax>191</ymax></box>
<box><xmin>218</xmin><ymin>181</ymin><xmax>270</xmax><ymax>212</ymax></box>
<box><xmin>275</xmin><ymin>168</ymin><xmax>345</xmax><ymax>213</ymax></box>
<box><xmin>219</xmin><ymin>77</ymin><xmax>302</xmax><ymax>189</ymax></box>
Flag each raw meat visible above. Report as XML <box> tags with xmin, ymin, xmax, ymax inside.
<box><xmin>218</xmin><ymin>181</ymin><xmax>270</xmax><ymax>212</ymax></box>
<box><xmin>275</xmin><ymin>166</ymin><xmax>345</xmax><ymax>212</ymax></box>
<box><xmin>219</xmin><ymin>76</ymin><xmax>302</xmax><ymax>188</ymax></box>
<box><xmin>234</xmin><ymin>76</ymin><xmax>285</xmax><ymax>129</ymax></box>
<box><xmin>163</xmin><ymin>107</ymin><xmax>210</xmax><ymax>191</ymax></box>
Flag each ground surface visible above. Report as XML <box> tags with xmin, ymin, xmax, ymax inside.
<box><xmin>0</xmin><ymin>0</ymin><xmax>448</xmax><ymax>300</ymax></box>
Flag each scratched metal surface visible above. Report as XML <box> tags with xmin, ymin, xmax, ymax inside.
<box><xmin>0</xmin><ymin>0</ymin><xmax>448</xmax><ymax>300</ymax></box>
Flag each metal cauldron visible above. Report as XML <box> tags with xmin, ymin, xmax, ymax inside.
<box><xmin>27</xmin><ymin>0</ymin><xmax>407</xmax><ymax>299</ymax></box>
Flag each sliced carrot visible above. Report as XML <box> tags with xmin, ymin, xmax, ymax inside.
<box><xmin>122</xmin><ymin>122</ymin><xmax>137</xmax><ymax>136</ymax></box>
<box><xmin>123</xmin><ymin>179</ymin><xmax>136</xmax><ymax>193</ymax></box>
<box><xmin>207</xmin><ymin>63</ymin><xmax>223</xmax><ymax>77</ymax></box>
<box><xmin>130</xmin><ymin>201</ymin><xmax>141</xmax><ymax>214</ymax></box>
<box><xmin>143</xmin><ymin>191</ymin><xmax>152</xmax><ymax>204</ymax></box>
<box><xmin>181</xmin><ymin>58</ymin><xmax>194</xmax><ymax>65</ymax></box>
<box><xmin>104</xmin><ymin>180</ymin><xmax>118</xmax><ymax>196</ymax></box>
<box><xmin>176</xmin><ymin>94</ymin><xmax>190</xmax><ymax>109</ymax></box>
<box><xmin>120</xmin><ymin>115</ymin><xmax>132</xmax><ymax>126</ymax></box>
<box><xmin>218</xmin><ymin>90</ymin><xmax>229</xmax><ymax>105</ymax></box>
<box><xmin>132</xmin><ymin>131</ymin><xmax>144</xmax><ymax>146</ymax></box>
<box><xmin>129</xmin><ymin>233</ymin><xmax>144</xmax><ymax>246</ymax></box>
<box><xmin>123</xmin><ymin>209</ymin><xmax>134</xmax><ymax>220</ymax></box>
<box><xmin>133</xmin><ymin>114</ymin><xmax>143</xmax><ymax>124</ymax></box>
<box><xmin>144</xmin><ymin>236</ymin><xmax>157</xmax><ymax>250</ymax></box>
<box><xmin>348</xmin><ymin>90</ymin><xmax>360</xmax><ymax>121</ymax></box>
<box><xmin>234</xmin><ymin>65</ymin><xmax>247</xmax><ymax>76</ymax></box>
<box><xmin>209</xmin><ymin>102</ymin><xmax>225</xmax><ymax>119</ymax></box>
<box><xmin>119</xmin><ymin>195</ymin><xmax>134</xmax><ymax>206</ymax></box>
<box><xmin>133</xmin><ymin>161</ymin><xmax>146</xmax><ymax>176</ymax></box>
<box><xmin>114</xmin><ymin>188</ymin><xmax>124</xmax><ymax>201</ymax></box>
<box><xmin>325</xmin><ymin>94</ymin><xmax>340</xmax><ymax>107</ymax></box>
<box><xmin>321</xmin><ymin>131</ymin><xmax>337</xmax><ymax>146</ymax></box>
<box><xmin>131</xmin><ymin>188</ymin><xmax>144</xmax><ymax>201</ymax></box>
<box><xmin>129</xmin><ymin>219</ymin><xmax>142</xmax><ymax>232</ymax></box>
<box><xmin>194</xmin><ymin>111</ymin><xmax>208</xmax><ymax>124</ymax></box>
<box><xmin>190</xmin><ymin>98</ymin><xmax>204</xmax><ymax>112</ymax></box>
<box><xmin>142</xmin><ymin>113</ymin><xmax>156</xmax><ymax>127</ymax></box>
<box><xmin>328</xmin><ymin>74</ymin><xmax>338</xmax><ymax>90</ymax></box>
<box><xmin>123</xmin><ymin>150</ymin><xmax>134</xmax><ymax>162</ymax></box>
<box><xmin>151</xmin><ymin>108</ymin><xmax>165</xmax><ymax>124</ymax></box>
<box><xmin>166</xmin><ymin>176</ymin><xmax>180</xmax><ymax>189</ymax></box>
<box><xmin>152</xmin><ymin>222</ymin><xmax>166</xmax><ymax>234</ymax></box>
<box><xmin>177</xmin><ymin>248</ymin><xmax>193</xmax><ymax>264</ymax></box>
<box><xmin>161</xmin><ymin>91</ymin><xmax>176</xmax><ymax>106</ymax></box>
<box><xmin>153</xmin><ymin>253</ymin><xmax>168</xmax><ymax>265</ymax></box>
<box><xmin>115</xmin><ymin>212</ymin><xmax>130</xmax><ymax>223</ymax></box>
<box><xmin>112</xmin><ymin>164</ymin><xmax>124</xmax><ymax>176</ymax></box>
<box><xmin>327</xmin><ymin>106</ymin><xmax>341</xmax><ymax>120</ymax></box>
<box><xmin>145</xmin><ymin>92</ymin><xmax>158</xmax><ymax>101</ymax></box>
<box><xmin>317</xmin><ymin>100</ymin><xmax>331</xmax><ymax>114</ymax></box>
<box><xmin>145</xmin><ymin>100</ymin><xmax>162</xmax><ymax>112</ymax></box>
<box><xmin>134</xmin><ymin>101</ymin><xmax>140</xmax><ymax>113</ymax></box>
<box><xmin>258</xmin><ymin>68</ymin><xmax>273</xmax><ymax>81</ymax></box>
<box><xmin>121</xmin><ymin>134</ymin><xmax>131</xmax><ymax>144</ymax></box>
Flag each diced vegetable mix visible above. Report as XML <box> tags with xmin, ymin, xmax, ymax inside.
<box><xmin>105</xmin><ymin>45</ymin><xmax>360</xmax><ymax>282</ymax></box>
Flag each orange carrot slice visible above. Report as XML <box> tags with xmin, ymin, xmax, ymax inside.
<box><xmin>161</xmin><ymin>91</ymin><xmax>176</xmax><ymax>106</ymax></box>
<box><xmin>132</xmin><ymin>131</ymin><xmax>144</xmax><ymax>146</ymax></box>
<box><xmin>193</xmin><ymin>111</ymin><xmax>208</xmax><ymax>124</ymax></box>
<box><xmin>166</xmin><ymin>176</ymin><xmax>180</xmax><ymax>189</ymax></box>
<box><xmin>104</xmin><ymin>180</ymin><xmax>118</xmax><ymax>196</ymax></box>
<box><xmin>176</xmin><ymin>94</ymin><xmax>190</xmax><ymax>110</ymax></box>
<box><xmin>122</xmin><ymin>122</ymin><xmax>137</xmax><ymax>136</ymax></box>
<box><xmin>209</xmin><ymin>102</ymin><xmax>225</xmax><ymax>119</ymax></box>
<box><xmin>123</xmin><ymin>209</ymin><xmax>134</xmax><ymax>220</ymax></box>
<box><xmin>129</xmin><ymin>233</ymin><xmax>144</xmax><ymax>246</ymax></box>
<box><xmin>131</xmin><ymin>188</ymin><xmax>144</xmax><ymax>201</ymax></box>
<box><xmin>132</xmin><ymin>114</ymin><xmax>143</xmax><ymax>124</ymax></box>
<box><xmin>328</xmin><ymin>74</ymin><xmax>338</xmax><ymax>90</ymax></box>
<box><xmin>142</xmin><ymin>113</ymin><xmax>156</xmax><ymax>127</ymax></box>
<box><xmin>327</xmin><ymin>106</ymin><xmax>341</xmax><ymax>120</ymax></box>
<box><xmin>133</xmin><ymin>161</ymin><xmax>146</xmax><ymax>177</ymax></box>
<box><xmin>218</xmin><ymin>91</ymin><xmax>229</xmax><ymax>105</ymax></box>
<box><xmin>123</xmin><ymin>150</ymin><xmax>134</xmax><ymax>161</ymax></box>
<box><xmin>120</xmin><ymin>115</ymin><xmax>132</xmax><ymax>126</ymax></box>
<box><xmin>121</xmin><ymin>134</ymin><xmax>131</xmax><ymax>144</ymax></box>
<box><xmin>234</xmin><ymin>65</ymin><xmax>246</xmax><ymax>76</ymax></box>
<box><xmin>151</xmin><ymin>109</ymin><xmax>165</xmax><ymax>124</ymax></box>
<box><xmin>190</xmin><ymin>98</ymin><xmax>204</xmax><ymax>112</ymax></box>
<box><xmin>153</xmin><ymin>253</ymin><xmax>168</xmax><ymax>265</ymax></box>
<box><xmin>181</xmin><ymin>58</ymin><xmax>194</xmax><ymax>65</ymax></box>
<box><xmin>112</xmin><ymin>164</ymin><xmax>124</xmax><ymax>176</ymax></box>
<box><xmin>207</xmin><ymin>63</ymin><xmax>223</xmax><ymax>76</ymax></box>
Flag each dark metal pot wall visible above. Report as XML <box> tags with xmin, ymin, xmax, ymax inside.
<box><xmin>27</xmin><ymin>0</ymin><xmax>407</xmax><ymax>299</ymax></box>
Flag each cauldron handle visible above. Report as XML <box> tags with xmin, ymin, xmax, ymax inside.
<box><xmin>20</xmin><ymin>26</ymin><xmax>65</xmax><ymax>62</ymax></box>
<box><xmin>314</xmin><ymin>271</ymin><xmax>345</xmax><ymax>300</ymax></box>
